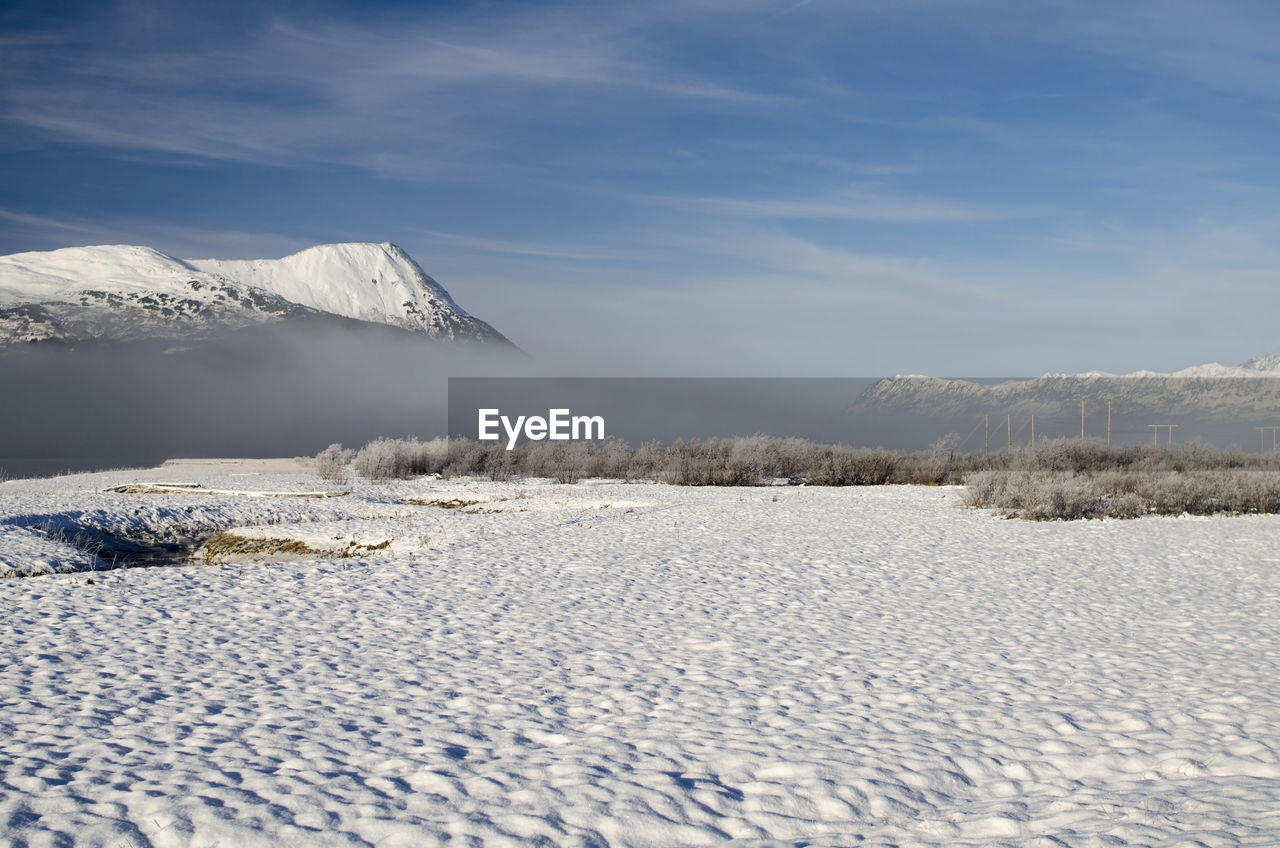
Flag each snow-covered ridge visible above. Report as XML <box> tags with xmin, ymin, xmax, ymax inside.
<box><xmin>893</xmin><ymin>355</ymin><xmax>1280</xmax><ymax>383</ymax></box>
<box><xmin>862</xmin><ymin>352</ymin><xmax>1280</xmax><ymax>448</ymax></box>
<box><xmin>1067</xmin><ymin>356</ymin><xmax>1280</xmax><ymax>379</ymax></box>
<box><xmin>0</xmin><ymin>242</ymin><xmax>510</xmax><ymax>345</ymax></box>
<box><xmin>186</xmin><ymin>242</ymin><xmax>483</xmax><ymax>338</ymax></box>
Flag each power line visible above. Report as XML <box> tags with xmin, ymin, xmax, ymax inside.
<box><xmin>1070</xmin><ymin>397</ymin><xmax>1117</xmax><ymax>444</ymax></box>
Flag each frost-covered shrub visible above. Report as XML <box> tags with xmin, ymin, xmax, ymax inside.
<box><xmin>442</xmin><ymin>438</ymin><xmax>487</xmax><ymax>478</ymax></box>
<box><xmin>961</xmin><ymin>470</ymin><xmax>1001</xmax><ymax>509</ymax></box>
<box><xmin>718</xmin><ymin>438</ymin><xmax>766</xmax><ymax>486</ymax></box>
<box><xmin>314</xmin><ymin>443</ymin><xmax>354</xmax><ymax>482</ymax></box>
<box><xmin>1143</xmin><ymin>470</ymin><xmax>1280</xmax><ymax>516</ymax></box>
<box><xmin>351</xmin><ymin>439</ymin><xmax>395</xmax><ymax>481</ymax></box>
<box><xmin>659</xmin><ymin>439</ymin><xmax>713</xmax><ymax>486</ymax></box>
<box><xmin>964</xmin><ymin>470</ymin><xmax>1109</xmax><ymax>520</ymax></box>
<box><xmin>1022</xmin><ymin>439</ymin><xmax>1276</xmax><ymax>475</ymax></box>
<box><xmin>964</xmin><ymin>466</ymin><xmax>1280</xmax><ymax>520</ymax></box>
<box><xmin>588</xmin><ymin>437</ymin><xmax>632</xmax><ymax>480</ymax></box>
<box><xmin>336</xmin><ymin>431</ymin><xmax>1280</xmax><ymax>510</ymax></box>
<box><xmin>626</xmin><ymin>440</ymin><xmax>666</xmax><ymax>481</ymax></box>
<box><xmin>519</xmin><ymin>441</ymin><xmax>594</xmax><ymax>483</ymax></box>
<box><xmin>483</xmin><ymin>446</ymin><xmax>515</xmax><ymax>482</ymax></box>
<box><xmin>801</xmin><ymin>446</ymin><xmax>854</xmax><ymax>486</ymax></box>
<box><xmin>651</xmin><ymin>439</ymin><xmax>748</xmax><ymax>486</ymax></box>
<box><xmin>557</xmin><ymin>443</ymin><xmax>595</xmax><ymax>484</ymax></box>
<box><xmin>717</xmin><ymin>434</ymin><xmax>802</xmax><ymax>481</ymax></box>
<box><xmin>906</xmin><ymin>435</ymin><xmax>962</xmax><ymax>485</ymax></box>
<box><xmin>1106</xmin><ymin>492</ymin><xmax>1148</xmax><ymax>520</ymax></box>
<box><xmin>352</xmin><ymin>437</ymin><xmax>448</xmax><ymax>480</ymax></box>
<box><xmin>1033</xmin><ymin>476</ymin><xmax>1107</xmax><ymax>521</ymax></box>
<box><xmin>803</xmin><ymin>446</ymin><xmax>900</xmax><ymax>486</ymax></box>
<box><xmin>1033</xmin><ymin>440</ymin><xmax>1131</xmax><ymax>473</ymax></box>
<box><xmin>352</xmin><ymin>439</ymin><xmax>397</xmax><ymax>481</ymax></box>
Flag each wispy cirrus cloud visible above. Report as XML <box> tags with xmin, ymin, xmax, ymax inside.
<box><xmin>0</xmin><ymin>0</ymin><xmax>783</xmax><ymax>174</ymax></box>
<box><xmin>657</xmin><ymin>187</ymin><xmax>1054</xmax><ymax>224</ymax></box>
<box><xmin>1028</xmin><ymin>1</ymin><xmax>1280</xmax><ymax>97</ymax></box>
<box><xmin>0</xmin><ymin>209</ymin><xmax>313</xmax><ymax>261</ymax></box>
<box><xmin>4</xmin><ymin>0</ymin><xmax>1280</xmax><ymax>376</ymax></box>
<box><xmin>419</xmin><ymin>230</ymin><xmax>641</xmax><ymax>262</ymax></box>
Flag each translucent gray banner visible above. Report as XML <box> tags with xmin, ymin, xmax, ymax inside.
<box><xmin>449</xmin><ymin>376</ymin><xmax>1280</xmax><ymax>452</ymax></box>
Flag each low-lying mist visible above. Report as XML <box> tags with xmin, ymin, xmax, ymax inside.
<box><xmin>7</xmin><ymin>322</ymin><xmax>1280</xmax><ymax>480</ymax></box>
<box><xmin>0</xmin><ymin>316</ymin><xmax>529</xmax><ymax>477</ymax></box>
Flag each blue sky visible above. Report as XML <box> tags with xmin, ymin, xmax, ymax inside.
<box><xmin>3</xmin><ymin>0</ymin><xmax>1279</xmax><ymax>375</ymax></box>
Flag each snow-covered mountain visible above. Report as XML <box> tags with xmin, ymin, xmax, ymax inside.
<box><xmin>1051</xmin><ymin>356</ymin><xmax>1280</xmax><ymax>380</ymax></box>
<box><xmin>851</xmin><ymin>355</ymin><xmax>1280</xmax><ymax>448</ymax></box>
<box><xmin>0</xmin><ymin>242</ymin><xmax>511</xmax><ymax>346</ymax></box>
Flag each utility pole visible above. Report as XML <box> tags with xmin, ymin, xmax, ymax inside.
<box><xmin>985</xmin><ymin>414</ymin><xmax>989</xmax><ymax>457</ymax></box>
<box><xmin>1030</xmin><ymin>414</ymin><xmax>1035</xmax><ymax>453</ymax></box>
<box><xmin>1071</xmin><ymin>397</ymin><xmax>1116</xmax><ymax>444</ymax></box>
<box><xmin>1149</xmin><ymin>424</ymin><xmax>1178</xmax><ymax>446</ymax></box>
<box><xmin>1260</xmin><ymin>426</ymin><xmax>1280</xmax><ymax>453</ymax></box>
<box><xmin>1007</xmin><ymin>414</ymin><xmax>1011</xmax><ymax>453</ymax></box>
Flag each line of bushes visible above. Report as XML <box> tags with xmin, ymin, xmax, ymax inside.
<box><xmin>315</xmin><ymin>435</ymin><xmax>1280</xmax><ymax>518</ymax></box>
<box><xmin>316</xmin><ymin>435</ymin><xmax>982</xmax><ymax>486</ymax></box>
<box><xmin>961</xmin><ymin>441</ymin><xmax>1280</xmax><ymax>519</ymax></box>
<box><xmin>963</xmin><ymin>468</ymin><xmax>1280</xmax><ymax>519</ymax></box>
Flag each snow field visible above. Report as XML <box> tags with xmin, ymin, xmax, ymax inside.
<box><xmin>2</xmin><ymin>462</ymin><xmax>1280</xmax><ymax>845</ymax></box>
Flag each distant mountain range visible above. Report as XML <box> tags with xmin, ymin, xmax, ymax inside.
<box><xmin>0</xmin><ymin>242</ymin><xmax>511</xmax><ymax>347</ymax></box>
<box><xmin>852</xmin><ymin>357</ymin><xmax>1280</xmax><ymax>449</ymax></box>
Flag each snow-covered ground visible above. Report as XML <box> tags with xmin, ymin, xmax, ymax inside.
<box><xmin>2</xmin><ymin>461</ymin><xmax>1279</xmax><ymax>846</ymax></box>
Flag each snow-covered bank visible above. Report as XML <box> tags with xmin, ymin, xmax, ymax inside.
<box><xmin>0</xmin><ymin>459</ymin><xmax>656</xmax><ymax>576</ymax></box>
<box><xmin>2</xmin><ymin>463</ymin><xmax>1279</xmax><ymax>845</ymax></box>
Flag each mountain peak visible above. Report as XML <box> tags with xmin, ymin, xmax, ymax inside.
<box><xmin>189</xmin><ymin>241</ymin><xmax>475</xmax><ymax>326</ymax></box>
<box><xmin>1240</xmin><ymin>353</ymin><xmax>1280</xmax><ymax>373</ymax></box>
<box><xmin>0</xmin><ymin>242</ymin><xmax>511</xmax><ymax>347</ymax></box>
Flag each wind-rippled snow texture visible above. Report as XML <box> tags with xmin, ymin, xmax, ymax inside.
<box><xmin>2</xmin><ymin>468</ymin><xmax>1280</xmax><ymax>846</ymax></box>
